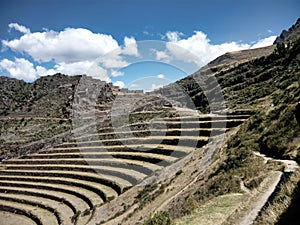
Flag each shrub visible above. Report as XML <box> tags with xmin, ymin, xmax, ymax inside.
<box><xmin>143</xmin><ymin>211</ymin><xmax>174</xmax><ymax>225</ymax></box>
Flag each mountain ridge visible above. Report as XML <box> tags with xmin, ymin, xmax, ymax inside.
<box><xmin>274</xmin><ymin>18</ymin><xmax>300</xmax><ymax>44</ymax></box>
<box><xmin>0</xmin><ymin>17</ymin><xmax>299</xmax><ymax>225</ymax></box>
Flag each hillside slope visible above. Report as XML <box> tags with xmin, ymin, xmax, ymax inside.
<box><xmin>0</xmin><ymin>74</ymin><xmax>117</xmax><ymax>160</ymax></box>
<box><xmin>0</xmin><ymin>18</ymin><xmax>299</xmax><ymax>225</ymax></box>
<box><xmin>138</xmin><ymin>18</ymin><xmax>300</xmax><ymax>225</ymax></box>
<box><xmin>155</xmin><ymin>18</ymin><xmax>300</xmax><ymax>163</ymax></box>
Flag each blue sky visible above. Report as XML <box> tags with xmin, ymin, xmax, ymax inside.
<box><xmin>0</xmin><ymin>0</ymin><xmax>299</xmax><ymax>90</ymax></box>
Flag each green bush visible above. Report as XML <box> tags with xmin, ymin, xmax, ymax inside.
<box><xmin>143</xmin><ymin>211</ymin><xmax>174</xmax><ymax>225</ymax></box>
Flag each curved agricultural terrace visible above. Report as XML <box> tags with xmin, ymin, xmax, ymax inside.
<box><xmin>0</xmin><ymin>108</ymin><xmax>249</xmax><ymax>225</ymax></box>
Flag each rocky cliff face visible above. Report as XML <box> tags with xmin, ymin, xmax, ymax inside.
<box><xmin>0</xmin><ymin>73</ymin><xmax>117</xmax><ymax>118</ymax></box>
<box><xmin>0</xmin><ymin>73</ymin><xmax>119</xmax><ymax>160</ymax></box>
<box><xmin>274</xmin><ymin>18</ymin><xmax>300</xmax><ymax>44</ymax></box>
<box><xmin>0</xmin><ymin>73</ymin><xmax>80</xmax><ymax>118</ymax></box>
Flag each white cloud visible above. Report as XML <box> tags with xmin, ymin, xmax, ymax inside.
<box><xmin>1</xmin><ymin>24</ymin><xmax>142</xmax><ymax>81</ymax></box>
<box><xmin>113</xmin><ymin>81</ymin><xmax>125</xmax><ymax>88</ymax></box>
<box><xmin>165</xmin><ymin>31</ymin><xmax>251</xmax><ymax>67</ymax></box>
<box><xmin>152</xmin><ymin>49</ymin><xmax>171</xmax><ymax>62</ymax></box>
<box><xmin>0</xmin><ymin>58</ymin><xmax>37</xmax><ymax>80</ymax></box>
<box><xmin>122</xmin><ymin>37</ymin><xmax>139</xmax><ymax>56</ymax></box>
<box><xmin>250</xmin><ymin>36</ymin><xmax>277</xmax><ymax>49</ymax></box>
<box><xmin>36</xmin><ymin>66</ymin><xmax>56</xmax><ymax>77</ymax></box>
<box><xmin>151</xmin><ymin>83</ymin><xmax>163</xmax><ymax>91</ymax></box>
<box><xmin>98</xmin><ymin>51</ymin><xmax>129</xmax><ymax>69</ymax></box>
<box><xmin>157</xmin><ymin>74</ymin><xmax>165</xmax><ymax>79</ymax></box>
<box><xmin>111</xmin><ymin>70</ymin><xmax>124</xmax><ymax>77</ymax></box>
<box><xmin>97</xmin><ymin>36</ymin><xmax>139</xmax><ymax>69</ymax></box>
<box><xmin>130</xmin><ymin>83</ymin><xmax>139</xmax><ymax>88</ymax></box>
<box><xmin>143</xmin><ymin>30</ymin><xmax>154</xmax><ymax>36</ymax></box>
<box><xmin>8</xmin><ymin>23</ymin><xmax>30</xmax><ymax>34</ymax></box>
<box><xmin>54</xmin><ymin>61</ymin><xmax>93</xmax><ymax>75</ymax></box>
<box><xmin>165</xmin><ymin>31</ymin><xmax>184</xmax><ymax>42</ymax></box>
<box><xmin>0</xmin><ymin>24</ymin><xmax>278</xmax><ymax>82</ymax></box>
<box><xmin>36</xmin><ymin>61</ymin><xmax>99</xmax><ymax>77</ymax></box>
<box><xmin>162</xmin><ymin>31</ymin><xmax>278</xmax><ymax>67</ymax></box>
<box><xmin>0</xmin><ymin>58</ymin><xmax>101</xmax><ymax>81</ymax></box>
<box><xmin>86</xmin><ymin>63</ymin><xmax>110</xmax><ymax>82</ymax></box>
<box><xmin>2</xmin><ymin>26</ymin><xmax>119</xmax><ymax>64</ymax></box>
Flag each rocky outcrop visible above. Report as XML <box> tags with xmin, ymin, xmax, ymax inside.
<box><xmin>0</xmin><ymin>73</ymin><xmax>117</xmax><ymax>119</ymax></box>
<box><xmin>274</xmin><ymin>18</ymin><xmax>300</xmax><ymax>44</ymax></box>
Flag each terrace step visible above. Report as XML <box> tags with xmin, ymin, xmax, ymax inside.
<box><xmin>50</xmin><ymin>142</ymin><xmax>199</xmax><ymax>151</ymax></box>
<box><xmin>54</xmin><ymin>136</ymin><xmax>209</xmax><ymax>149</ymax></box>
<box><xmin>2</xmin><ymin>164</ymin><xmax>146</xmax><ymax>185</ymax></box>
<box><xmin>19</xmin><ymin>151</ymin><xmax>177</xmax><ymax>167</ymax></box>
<box><xmin>0</xmin><ymin>210</ymin><xmax>37</xmax><ymax>225</ymax></box>
<box><xmin>162</xmin><ymin>114</ymin><xmax>250</xmax><ymax>121</ymax></box>
<box><xmin>0</xmin><ymin>186</ymin><xmax>77</xmax><ymax>214</ymax></box>
<box><xmin>39</xmin><ymin>144</ymin><xmax>194</xmax><ymax>156</ymax></box>
<box><xmin>0</xmin><ymin>193</ymin><xmax>73</xmax><ymax>225</ymax></box>
<box><xmin>0</xmin><ymin>199</ymin><xmax>58</xmax><ymax>225</ymax></box>
<box><xmin>0</xmin><ymin>175</ymin><xmax>116</xmax><ymax>202</ymax></box>
<box><xmin>71</xmin><ymin>128</ymin><xmax>228</xmax><ymax>141</ymax></box>
<box><xmin>0</xmin><ymin>185</ymin><xmax>91</xmax><ymax>218</ymax></box>
<box><xmin>1</xmin><ymin>158</ymin><xmax>162</xmax><ymax>174</ymax></box>
<box><xmin>72</xmin><ymin>118</ymin><xmax>246</xmax><ymax>140</ymax></box>
<box><xmin>38</xmin><ymin>147</ymin><xmax>189</xmax><ymax>159</ymax></box>
<box><xmin>0</xmin><ymin>180</ymin><xmax>96</xmax><ymax>209</ymax></box>
<box><xmin>0</xmin><ymin>170</ymin><xmax>128</xmax><ymax>195</ymax></box>
<box><xmin>127</xmin><ymin>119</ymin><xmax>245</xmax><ymax>129</ymax></box>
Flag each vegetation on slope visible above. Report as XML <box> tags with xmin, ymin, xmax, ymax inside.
<box><xmin>0</xmin><ymin>118</ymin><xmax>72</xmax><ymax>160</ymax></box>
<box><xmin>0</xmin><ymin>74</ymin><xmax>80</xmax><ymax>118</ymax></box>
<box><xmin>0</xmin><ymin>18</ymin><xmax>299</xmax><ymax>225</ymax></box>
<box><xmin>157</xmin><ymin>36</ymin><xmax>300</xmax><ymax>161</ymax></box>
<box><xmin>144</xmin><ymin>20</ymin><xmax>300</xmax><ymax>224</ymax></box>
<box><xmin>253</xmin><ymin>168</ymin><xmax>300</xmax><ymax>225</ymax></box>
<box><xmin>0</xmin><ymin>74</ymin><xmax>118</xmax><ymax>160</ymax></box>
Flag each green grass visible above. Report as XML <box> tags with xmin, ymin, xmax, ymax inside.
<box><xmin>175</xmin><ymin>194</ymin><xmax>244</xmax><ymax>225</ymax></box>
<box><xmin>254</xmin><ymin>169</ymin><xmax>300</xmax><ymax>225</ymax></box>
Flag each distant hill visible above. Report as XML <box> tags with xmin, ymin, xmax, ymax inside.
<box><xmin>0</xmin><ymin>73</ymin><xmax>116</xmax><ymax>118</ymax></box>
<box><xmin>207</xmin><ymin>45</ymin><xmax>275</xmax><ymax>68</ymax></box>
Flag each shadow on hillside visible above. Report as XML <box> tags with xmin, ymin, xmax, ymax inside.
<box><xmin>276</xmin><ymin>181</ymin><xmax>300</xmax><ymax>225</ymax></box>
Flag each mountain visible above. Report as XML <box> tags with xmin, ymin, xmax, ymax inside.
<box><xmin>146</xmin><ymin>18</ymin><xmax>299</xmax><ymax>225</ymax></box>
<box><xmin>0</xmin><ymin>73</ymin><xmax>121</xmax><ymax>118</ymax></box>
<box><xmin>155</xmin><ymin>18</ymin><xmax>300</xmax><ymax>159</ymax></box>
<box><xmin>0</xmin><ymin>74</ymin><xmax>118</xmax><ymax>160</ymax></box>
<box><xmin>274</xmin><ymin>18</ymin><xmax>300</xmax><ymax>44</ymax></box>
<box><xmin>0</xmin><ymin>74</ymin><xmax>80</xmax><ymax>118</ymax></box>
<box><xmin>0</xmin><ymin>18</ymin><xmax>299</xmax><ymax>225</ymax></box>
<box><xmin>207</xmin><ymin>45</ymin><xmax>275</xmax><ymax>68</ymax></box>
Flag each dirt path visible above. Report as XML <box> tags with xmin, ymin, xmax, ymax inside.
<box><xmin>237</xmin><ymin>152</ymin><xmax>299</xmax><ymax>225</ymax></box>
<box><xmin>238</xmin><ymin>171</ymin><xmax>282</xmax><ymax>225</ymax></box>
<box><xmin>253</xmin><ymin>151</ymin><xmax>299</xmax><ymax>172</ymax></box>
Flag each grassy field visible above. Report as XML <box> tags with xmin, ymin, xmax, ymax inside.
<box><xmin>175</xmin><ymin>193</ymin><xmax>244</xmax><ymax>225</ymax></box>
